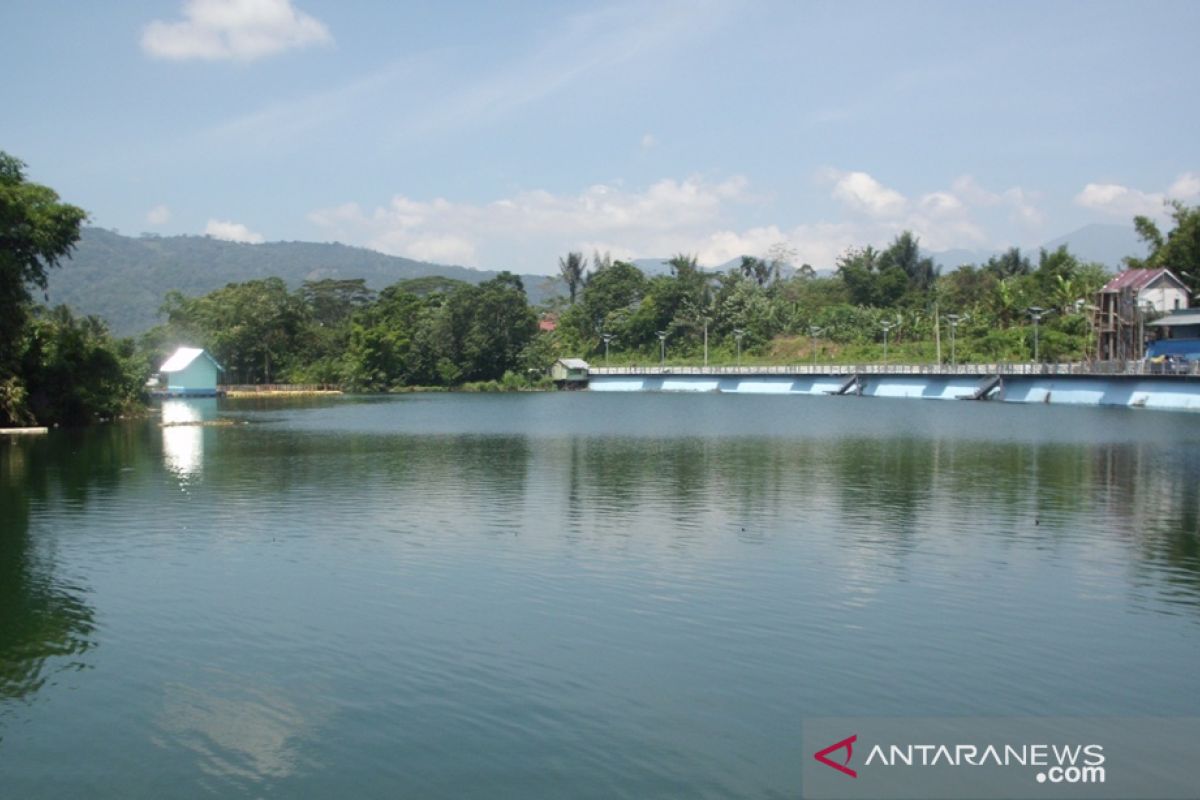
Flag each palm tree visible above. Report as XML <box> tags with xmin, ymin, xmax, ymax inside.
<box><xmin>558</xmin><ymin>252</ymin><xmax>588</xmax><ymax>305</ymax></box>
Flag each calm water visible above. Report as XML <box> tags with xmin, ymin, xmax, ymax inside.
<box><xmin>2</xmin><ymin>393</ymin><xmax>1199</xmax><ymax>798</ymax></box>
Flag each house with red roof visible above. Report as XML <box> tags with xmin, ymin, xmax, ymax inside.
<box><xmin>1094</xmin><ymin>268</ymin><xmax>1190</xmax><ymax>360</ymax></box>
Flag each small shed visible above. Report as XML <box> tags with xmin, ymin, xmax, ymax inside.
<box><xmin>1146</xmin><ymin>309</ymin><xmax>1200</xmax><ymax>362</ymax></box>
<box><xmin>550</xmin><ymin>358</ymin><xmax>589</xmax><ymax>388</ymax></box>
<box><xmin>158</xmin><ymin>347</ymin><xmax>224</xmax><ymax>396</ymax></box>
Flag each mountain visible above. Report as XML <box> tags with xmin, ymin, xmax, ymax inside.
<box><xmin>1041</xmin><ymin>223</ymin><xmax>1147</xmax><ymax>269</ymax></box>
<box><xmin>47</xmin><ymin>228</ymin><xmax>565</xmax><ymax>336</ymax></box>
<box><xmin>927</xmin><ymin>248</ymin><xmax>997</xmax><ymax>270</ymax></box>
<box><xmin>928</xmin><ymin>224</ymin><xmax>1147</xmax><ymax>271</ymax></box>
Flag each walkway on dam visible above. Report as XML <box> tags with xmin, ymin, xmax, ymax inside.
<box><xmin>588</xmin><ymin>361</ymin><xmax>1200</xmax><ymax>378</ymax></box>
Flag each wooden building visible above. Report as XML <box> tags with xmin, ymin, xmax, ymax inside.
<box><xmin>1094</xmin><ymin>268</ymin><xmax>1189</xmax><ymax>361</ymax></box>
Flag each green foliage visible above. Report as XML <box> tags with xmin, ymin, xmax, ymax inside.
<box><xmin>161</xmin><ymin>278</ymin><xmax>310</xmax><ymax>384</ymax></box>
<box><xmin>0</xmin><ymin>152</ymin><xmax>88</xmax><ymax>375</ymax></box>
<box><xmin>20</xmin><ymin>307</ymin><xmax>145</xmax><ymax>425</ymax></box>
<box><xmin>985</xmin><ymin>247</ymin><xmax>1033</xmax><ymax>279</ymax></box>
<box><xmin>837</xmin><ymin>245</ymin><xmax>907</xmax><ymax>307</ymax></box>
<box><xmin>0</xmin><ymin>152</ymin><xmax>140</xmax><ymax>426</ymax></box>
<box><xmin>1126</xmin><ymin>200</ymin><xmax>1200</xmax><ymax>296</ymax></box>
<box><xmin>158</xmin><ymin>270</ymin><xmax>538</xmax><ymax>391</ymax></box>
<box><xmin>878</xmin><ymin>231</ymin><xmax>939</xmax><ymax>294</ymax></box>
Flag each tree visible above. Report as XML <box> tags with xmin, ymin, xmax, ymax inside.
<box><xmin>569</xmin><ymin>260</ymin><xmax>648</xmax><ymax>345</ymax></box>
<box><xmin>20</xmin><ymin>306</ymin><xmax>143</xmax><ymax>425</ymax></box>
<box><xmin>765</xmin><ymin>242</ymin><xmax>797</xmax><ymax>284</ymax></box>
<box><xmin>837</xmin><ymin>245</ymin><xmax>907</xmax><ymax>307</ymax></box>
<box><xmin>301</xmin><ymin>278</ymin><xmax>375</xmax><ymax>327</ymax></box>
<box><xmin>878</xmin><ymin>231</ymin><xmax>938</xmax><ymax>294</ymax></box>
<box><xmin>985</xmin><ymin>247</ymin><xmax>1032</xmax><ymax>279</ymax></box>
<box><xmin>1126</xmin><ymin>201</ymin><xmax>1200</xmax><ymax>297</ymax></box>
<box><xmin>739</xmin><ymin>256</ymin><xmax>773</xmax><ymax>287</ymax></box>
<box><xmin>591</xmin><ymin>249</ymin><xmax>613</xmax><ymax>274</ymax></box>
<box><xmin>161</xmin><ymin>278</ymin><xmax>310</xmax><ymax>384</ymax></box>
<box><xmin>0</xmin><ymin>152</ymin><xmax>88</xmax><ymax>374</ymax></box>
<box><xmin>558</xmin><ymin>251</ymin><xmax>588</xmax><ymax>305</ymax></box>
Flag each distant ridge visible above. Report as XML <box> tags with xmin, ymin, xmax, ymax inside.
<box><xmin>49</xmin><ymin>228</ymin><xmax>564</xmax><ymax>336</ymax></box>
<box><xmin>928</xmin><ymin>224</ymin><xmax>1145</xmax><ymax>271</ymax></box>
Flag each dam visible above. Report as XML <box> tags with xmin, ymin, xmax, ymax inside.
<box><xmin>586</xmin><ymin>363</ymin><xmax>1200</xmax><ymax>412</ymax></box>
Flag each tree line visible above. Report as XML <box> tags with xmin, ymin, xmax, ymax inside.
<box><xmin>145</xmin><ymin>273</ymin><xmax>543</xmax><ymax>390</ymax></box>
<box><xmin>5</xmin><ymin>147</ymin><xmax>1200</xmax><ymax>426</ymax></box>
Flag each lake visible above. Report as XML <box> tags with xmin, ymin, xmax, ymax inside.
<box><xmin>2</xmin><ymin>393</ymin><xmax>1199</xmax><ymax>798</ymax></box>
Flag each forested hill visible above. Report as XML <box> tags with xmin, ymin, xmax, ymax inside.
<box><xmin>47</xmin><ymin>228</ymin><xmax>563</xmax><ymax>336</ymax></box>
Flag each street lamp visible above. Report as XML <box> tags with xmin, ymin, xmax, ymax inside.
<box><xmin>880</xmin><ymin>320</ymin><xmax>894</xmax><ymax>365</ymax></box>
<box><xmin>1027</xmin><ymin>306</ymin><xmax>1044</xmax><ymax>363</ymax></box>
<box><xmin>945</xmin><ymin>314</ymin><xmax>960</xmax><ymax>369</ymax></box>
<box><xmin>809</xmin><ymin>325</ymin><xmax>823</xmax><ymax>369</ymax></box>
<box><xmin>733</xmin><ymin>328</ymin><xmax>745</xmax><ymax>366</ymax></box>
<box><xmin>656</xmin><ymin>330</ymin><xmax>667</xmax><ymax>366</ymax></box>
<box><xmin>703</xmin><ymin>318</ymin><xmax>710</xmax><ymax>367</ymax></box>
<box><xmin>601</xmin><ymin>333</ymin><xmax>616</xmax><ymax>366</ymax></box>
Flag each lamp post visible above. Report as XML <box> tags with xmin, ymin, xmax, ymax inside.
<box><xmin>733</xmin><ymin>328</ymin><xmax>745</xmax><ymax>366</ymax></box>
<box><xmin>601</xmin><ymin>333</ymin><xmax>615</xmax><ymax>366</ymax></box>
<box><xmin>656</xmin><ymin>330</ymin><xmax>667</xmax><ymax>366</ymax></box>
<box><xmin>945</xmin><ymin>314</ymin><xmax>960</xmax><ymax>369</ymax></box>
<box><xmin>703</xmin><ymin>318</ymin><xmax>709</xmax><ymax>367</ymax></box>
<box><xmin>880</xmin><ymin>320</ymin><xmax>894</xmax><ymax>365</ymax></box>
<box><xmin>1027</xmin><ymin>306</ymin><xmax>1044</xmax><ymax>363</ymax></box>
<box><xmin>809</xmin><ymin>325</ymin><xmax>822</xmax><ymax>369</ymax></box>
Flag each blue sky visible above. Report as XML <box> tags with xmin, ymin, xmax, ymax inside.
<box><xmin>3</xmin><ymin>0</ymin><xmax>1197</xmax><ymax>272</ymax></box>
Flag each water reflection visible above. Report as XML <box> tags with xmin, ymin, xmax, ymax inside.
<box><xmin>2</xmin><ymin>396</ymin><xmax>1200</xmax><ymax>798</ymax></box>
<box><xmin>155</xmin><ymin>681</ymin><xmax>322</xmax><ymax>788</ymax></box>
<box><xmin>161</xmin><ymin>399</ymin><xmax>216</xmax><ymax>481</ymax></box>
<box><xmin>0</xmin><ymin>437</ymin><xmax>102</xmax><ymax>705</ymax></box>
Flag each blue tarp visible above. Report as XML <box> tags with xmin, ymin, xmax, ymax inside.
<box><xmin>1146</xmin><ymin>338</ymin><xmax>1200</xmax><ymax>358</ymax></box>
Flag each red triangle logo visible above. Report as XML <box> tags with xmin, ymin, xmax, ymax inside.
<box><xmin>814</xmin><ymin>734</ymin><xmax>858</xmax><ymax>778</ymax></box>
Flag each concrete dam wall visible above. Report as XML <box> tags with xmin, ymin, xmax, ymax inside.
<box><xmin>587</xmin><ymin>371</ymin><xmax>1200</xmax><ymax>412</ymax></box>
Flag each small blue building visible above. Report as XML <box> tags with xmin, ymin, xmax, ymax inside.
<box><xmin>158</xmin><ymin>347</ymin><xmax>224</xmax><ymax>396</ymax></box>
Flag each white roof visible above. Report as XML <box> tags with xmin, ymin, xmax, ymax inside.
<box><xmin>557</xmin><ymin>358</ymin><xmax>589</xmax><ymax>369</ymax></box>
<box><xmin>1147</xmin><ymin>309</ymin><xmax>1200</xmax><ymax>327</ymax></box>
<box><xmin>159</xmin><ymin>347</ymin><xmax>214</xmax><ymax>373</ymax></box>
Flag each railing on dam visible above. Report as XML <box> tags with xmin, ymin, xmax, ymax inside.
<box><xmin>589</xmin><ymin>361</ymin><xmax>1200</xmax><ymax>378</ymax></box>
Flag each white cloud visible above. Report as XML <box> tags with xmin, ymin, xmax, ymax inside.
<box><xmin>1074</xmin><ymin>183</ymin><xmax>1163</xmax><ymax>218</ymax></box>
<box><xmin>308</xmin><ymin>171</ymin><xmax>1047</xmax><ymax>273</ymax></box>
<box><xmin>949</xmin><ymin>175</ymin><xmax>1043</xmax><ymax>226</ymax></box>
<box><xmin>822</xmin><ymin>169</ymin><xmax>908</xmax><ymax>218</ymax></box>
<box><xmin>810</xmin><ymin>169</ymin><xmax>1037</xmax><ymax>255</ymax></box>
<box><xmin>205</xmin><ymin>219</ymin><xmax>265</xmax><ymax>243</ymax></box>
<box><xmin>1169</xmin><ymin>172</ymin><xmax>1200</xmax><ymax>199</ymax></box>
<box><xmin>640</xmin><ymin>132</ymin><xmax>657</xmax><ymax>150</ymax></box>
<box><xmin>146</xmin><ymin>205</ymin><xmax>172</xmax><ymax>225</ymax></box>
<box><xmin>1073</xmin><ymin>172</ymin><xmax>1200</xmax><ymax>220</ymax></box>
<box><xmin>309</xmin><ymin>176</ymin><xmax>749</xmax><ymax>267</ymax></box>
<box><xmin>142</xmin><ymin>0</ymin><xmax>332</xmax><ymax>62</ymax></box>
<box><xmin>918</xmin><ymin>191</ymin><xmax>962</xmax><ymax>216</ymax></box>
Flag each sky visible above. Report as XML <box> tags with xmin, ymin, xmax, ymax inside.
<box><xmin>2</xmin><ymin>0</ymin><xmax>1198</xmax><ymax>273</ymax></box>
